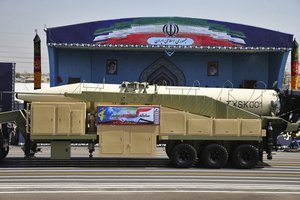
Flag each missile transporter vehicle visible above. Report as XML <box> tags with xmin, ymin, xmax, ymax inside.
<box><xmin>0</xmin><ymin>82</ymin><xmax>298</xmax><ymax>168</ymax></box>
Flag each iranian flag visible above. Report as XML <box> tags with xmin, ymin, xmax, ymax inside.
<box><xmin>93</xmin><ymin>22</ymin><xmax>246</xmax><ymax>47</ymax></box>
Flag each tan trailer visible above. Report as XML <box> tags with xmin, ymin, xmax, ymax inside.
<box><xmin>0</xmin><ymin>82</ymin><xmax>298</xmax><ymax>168</ymax></box>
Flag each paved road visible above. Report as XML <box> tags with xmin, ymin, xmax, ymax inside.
<box><xmin>0</xmin><ymin>147</ymin><xmax>299</xmax><ymax>200</ymax></box>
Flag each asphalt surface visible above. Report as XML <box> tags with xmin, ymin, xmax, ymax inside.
<box><xmin>0</xmin><ymin>146</ymin><xmax>299</xmax><ymax>200</ymax></box>
<box><xmin>1</xmin><ymin>192</ymin><xmax>299</xmax><ymax>200</ymax></box>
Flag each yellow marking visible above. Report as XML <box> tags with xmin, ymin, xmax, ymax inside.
<box><xmin>267</xmin><ymin>163</ymin><xmax>300</xmax><ymax>166</ymax></box>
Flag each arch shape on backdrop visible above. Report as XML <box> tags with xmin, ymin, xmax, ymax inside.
<box><xmin>139</xmin><ymin>57</ymin><xmax>186</xmax><ymax>86</ymax></box>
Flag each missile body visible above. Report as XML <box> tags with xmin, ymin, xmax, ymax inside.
<box><xmin>17</xmin><ymin>82</ymin><xmax>279</xmax><ymax>116</ymax></box>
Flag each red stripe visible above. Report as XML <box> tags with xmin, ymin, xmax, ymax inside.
<box><xmin>96</xmin><ymin>33</ymin><xmax>242</xmax><ymax>46</ymax></box>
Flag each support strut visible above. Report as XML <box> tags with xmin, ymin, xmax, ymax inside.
<box><xmin>266</xmin><ymin>122</ymin><xmax>273</xmax><ymax>160</ymax></box>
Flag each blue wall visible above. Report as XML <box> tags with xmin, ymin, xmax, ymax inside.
<box><xmin>232</xmin><ymin>53</ymin><xmax>269</xmax><ymax>88</ymax></box>
<box><xmin>49</xmin><ymin>47</ymin><xmax>287</xmax><ymax>89</ymax></box>
<box><xmin>268</xmin><ymin>52</ymin><xmax>289</xmax><ymax>89</ymax></box>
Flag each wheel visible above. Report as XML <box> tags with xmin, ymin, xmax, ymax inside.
<box><xmin>0</xmin><ymin>147</ymin><xmax>9</xmax><ymax>160</ymax></box>
<box><xmin>232</xmin><ymin>144</ymin><xmax>259</xmax><ymax>169</ymax></box>
<box><xmin>165</xmin><ymin>142</ymin><xmax>176</xmax><ymax>158</ymax></box>
<box><xmin>165</xmin><ymin>144</ymin><xmax>171</xmax><ymax>158</ymax></box>
<box><xmin>201</xmin><ymin>144</ymin><xmax>228</xmax><ymax>168</ymax></box>
<box><xmin>171</xmin><ymin>143</ymin><xmax>197</xmax><ymax>168</ymax></box>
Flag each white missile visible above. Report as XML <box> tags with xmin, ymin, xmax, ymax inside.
<box><xmin>17</xmin><ymin>82</ymin><xmax>279</xmax><ymax>116</ymax></box>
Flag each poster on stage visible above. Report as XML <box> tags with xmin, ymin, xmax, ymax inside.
<box><xmin>207</xmin><ymin>61</ymin><xmax>218</xmax><ymax>76</ymax></box>
<box><xmin>106</xmin><ymin>59</ymin><xmax>117</xmax><ymax>75</ymax></box>
<box><xmin>97</xmin><ymin>106</ymin><xmax>160</xmax><ymax>125</ymax></box>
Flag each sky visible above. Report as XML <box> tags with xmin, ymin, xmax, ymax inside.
<box><xmin>0</xmin><ymin>0</ymin><xmax>299</xmax><ymax>73</ymax></box>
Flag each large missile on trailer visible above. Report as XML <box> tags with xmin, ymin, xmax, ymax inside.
<box><xmin>17</xmin><ymin>82</ymin><xmax>279</xmax><ymax>116</ymax></box>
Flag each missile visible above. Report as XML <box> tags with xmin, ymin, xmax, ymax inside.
<box><xmin>17</xmin><ymin>82</ymin><xmax>279</xmax><ymax>116</ymax></box>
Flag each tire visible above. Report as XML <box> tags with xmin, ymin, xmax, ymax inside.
<box><xmin>201</xmin><ymin>144</ymin><xmax>228</xmax><ymax>168</ymax></box>
<box><xmin>171</xmin><ymin>143</ymin><xmax>197</xmax><ymax>168</ymax></box>
<box><xmin>0</xmin><ymin>147</ymin><xmax>9</xmax><ymax>160</ymax></box>
<box><xmin>232</xmin><ymin>144</ymin><xmax>259</xmax><ymax>169</ymax></box>
<box><xmin>165</xmin><ymin>142</ymin><xmax>175</xmax><ymax>158</ymax></box>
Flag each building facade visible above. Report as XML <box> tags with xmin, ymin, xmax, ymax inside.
<box><xmin>46</xmin><ymin>17</ymin><xmax>293</xmax><ymax>89</ymax></box>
